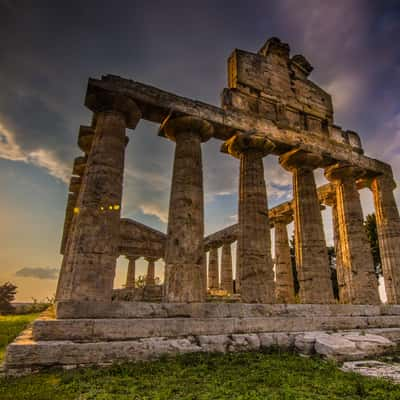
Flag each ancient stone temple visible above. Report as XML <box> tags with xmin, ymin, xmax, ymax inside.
<box><xmin>5</xmin><ymin>37</ymin><xmax>400</xmax><ymax>373</ymax></box>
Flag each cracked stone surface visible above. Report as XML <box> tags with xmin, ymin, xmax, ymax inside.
<box><xmin>342</xmin><ymin>360</ymin><xmax>400</xmax><ymax>383</ymax></box>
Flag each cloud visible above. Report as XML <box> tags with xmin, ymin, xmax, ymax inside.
<box><xmin>15</xmin><ymin>267</ymin><xmax>60</xmax><ymax>280</ymax></box>
<box><xmin>0</xmin><ymin>119</ymin><xmax>70</xmax><ymax>183</ymax></box>
<box><xmin>139</xmin><ymin>203</ymin><xmax>168</xmax><ymax>224</ymax></box>
<box><xmin>28</xmin><ymin>149</ymin><xmax>70</xmax><ymax>183</ymax></box>
<box><xmin>324</xmin><ymin>74</ymin><xmax>364</xmax><ymax>115</ymax></box>
<box><xmin>0</xmin><ymin>120</ymin><xmax>25</xmax><ymax>161</ymax></box>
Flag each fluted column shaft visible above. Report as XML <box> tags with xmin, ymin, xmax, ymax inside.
<box><xmin>58</xmin><ymin>93</ymin><xmax>140</xmax><ymax>302</ymax></box>
<box><xmin>145</xmin><ymin>257</ymin><xmax>157</xmax><ymax>285</ymax></box>
<box><xmin>203</xmin><ymin>251</ymin><xmax>208</xmax><ymax>292</ymax></box>
<box><xmin>330</xmin><ymin>198</ymin><xmax>346</xmax><ymax>302</ymax></box>
<box><xmin>371</xmin><ymin>174</ymin><xmax>400</xmax><ymax>303</ymax></box>
<box><xmin>326</xmin><ymin>164</ymin><xmax>380</xmax><ymax>304</ymax></box>
<box><xmin>162</xmin><ymin>116</ymin><xmax>213</xmax><ymax>302</ymax></box>
<box><xmin>208</xmin><ymin>247</ymin><xmax>219</xmax><ymax>290</ymax></box>
<box><xmin>274</xmin><ymin>218</ymin><xmax>295</xmax><ymax>303</ymax></box>
<box><xmin>280</xmin><ymin>150</ymin><xmax>334</xmax><ymax>304</ymax></box>
<box><xmin>220</xmin><ymin>243</ymin><xmax>233</xmax><ymax>294</ymax></box>
<box><xmin>239</xmin><ymin>149</ymin><xmax>274</xmax><ymax>302</ymax></box>
<box><xmin>56</xmin><ymin>158</ymin><xmax>86</xmax><ymax>301</ymax></box>
<box><xmin>235</xmin><ymin>240</ymin><xmax>241</xmax><ymax>293</ymax></box>
<box><xmin>125</xmin><ymin>256</ymin><xmax>139</xmax><ymax>289</ymax></box>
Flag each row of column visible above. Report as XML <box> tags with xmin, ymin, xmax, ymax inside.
<box><xmin>125</xmin><ymin>256</ymin><xmax>160</xmax><ymax>288</ymax></box>
<box><xmin>207</xmin><ymin>242</ymin><xmax>234</xmax><ymax>294</ymax></box>
<box><xmin>56</xmin><ymin>91</ymin><xmax>400</xmax><ymax>304</ymax></box>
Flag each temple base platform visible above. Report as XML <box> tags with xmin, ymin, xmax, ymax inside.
<box><xmin>4</xmin><ymin>302</ymin><xmax>400</xmax><ymax>375</ymax></box>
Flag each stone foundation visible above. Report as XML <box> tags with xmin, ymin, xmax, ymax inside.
<box><xmin>4</xmin><ymin>303</ymin><xmax>400</xmax><ymax>375</ymax></box>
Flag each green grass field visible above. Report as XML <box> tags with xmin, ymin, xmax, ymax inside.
<box><xmin>1</xmin><ymin>314</ymin><xmax>400</xmax><ymax>399</ymax></box>
<box><xmin>0</xmin><ymin>313</ymin><xmax>39</xmax><ymax>362</ymax></box>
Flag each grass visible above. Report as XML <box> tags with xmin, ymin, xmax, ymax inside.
<box><xmin>1</xmin><ymin>350</ymin><xmax>400</xmax><ymax>399</ymax></box>
<box><xmin>0</xmin><ymin>313</ymin><xmax>39</xmax><ymax>362</ymax></box>
<box><xmin>1</xmin><ymin>315</ymin><xmax>400</xmax><ymax>399</ymax></box>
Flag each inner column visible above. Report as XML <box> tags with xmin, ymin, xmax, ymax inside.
<box><xmin>370</xmin><ymin>174</ymin><xmax>400</xmax><ymax>304</ymax></box>
<box><xmin>274</xmin><ymin>215</ymin><xmax>295</xmax><ymax>303</ymax></box>
<box><xmin>325</xmin><ymin>163</ymin><xmax>380</xmax><ymax>304</ymax></box>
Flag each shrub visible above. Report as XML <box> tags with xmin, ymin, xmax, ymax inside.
<box><xmin>0</xmin><ymin>282</ymin><xmax>17</xmax><ymax>315</ymax></box>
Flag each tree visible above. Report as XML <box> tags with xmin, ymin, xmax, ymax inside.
<box><xmin>134</xmin><ymin>275</ymin><xmax>161</xmax><ymax>288</ymax></box>
<box><xmin>289</xmin><ymin>237</ymin><xmax>339</xmax><ymax>300</ymax></box>
<box><xmin>327</xmin><ymin>246</ymin><xmax>339</xmax><ymax>300</ymax></box>
<box><xmin>364</xmin><ymin>213</ymin><xmax>382</xmax><ymax>277</ymax></box>
<box><xmin>0</xmin><ymin>282</ymin><xmax>17</xmax><ymax>314</ymax></box>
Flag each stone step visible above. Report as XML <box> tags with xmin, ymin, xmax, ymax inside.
<box><xmin>5</xmin><ymin>327</ymin><xmax>400</xmax><ymax>373</ymax></box>
<box><xmin>32</xmin><ymin>315</ymin><xmax>400</xmax><ymax>341</ymax></box>
<box><xmin>55</xmin><ymin>301</ymin><xmax>400</xmax><ymax>319</ymax></box>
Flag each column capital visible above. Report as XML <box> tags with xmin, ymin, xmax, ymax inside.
<box><xmin>145</xmin><ymin>256</ymin><xmax>159</xmax><ymax>263</ymax></box>
<box><xmin>78</xmin><ymin>125</ymin><xmax>95</xmax><ymax>154</ymax></box>
<box><xmin>72</xmin><ymin>156</ymin><xmax>87</xmax><ymax>176</ymax></box>
<box><xmin>371</xmin><ymin>174</ymin><xmax>397</xmax><ymax>191</ymax></box>
<box><xmin>324</xmin><ymin>162</ymin><xmax>364</xmax><ymax>183</ymax></box>
<box><xmin>159</xmin><ymin>115</ymin><xmax>214</xmax><ymax>142</ymax></box>
<box><xmin>85</xmin><ymin>90</ymin><xmax>141</xmax><ymax>129</ymax></box>
<box><xmin>126</xmin><ymin>255</ymin><xmax>140</xmax><ymax>262</ymax></box>
<box><xmin>68</xmin><ymin>176</ymin><xmax>82</xmax><ymax>194</ymax></box>
<box><xmin>272</xmin><ymin>213</ymin><xmax>293</xmax><ymax>226</ymax></box>
<box><xmin>210</xmin><ymin>241</ymin><xmax>223</xmax><ymax>249</ymax></box>
<box><xmin>279</xmin><ymin>149</ymin><xmax>323</xmax><ymax>172</ymax></box>
<box><xmin>221</xmin><ymin>132</ymin><xmax>275</xmax><ymax>159</ymax></box>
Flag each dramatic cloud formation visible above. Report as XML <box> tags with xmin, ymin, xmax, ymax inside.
<box><xmin>15</xmin><ymin>267</ymin><xmax>60</xmax><ymax>280</ymax></box>
<box><xmin>0</xmin><ymin>120</ymin><xmax>70</xmax><ymax>183</ymax></box>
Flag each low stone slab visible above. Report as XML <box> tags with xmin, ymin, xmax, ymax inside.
<box><xmin>32</xmin><ymin>315</ymin><xmax>400</xmax><ymax>341</ymax></box>
<box><xmin>294</xmin><ymin>331</ymin><xmax>396</xmax><ymax>361</ymax></box>
<box><xmin>342</xmin><ymin>360</ymin><xmax>400</xmax><ymax>383</ymax></box>
<box><xmin>55</xmin><ymin>301</ymin><xmax>400</xmax><ymax>320</ymax></box>
<box><xmin>314</xmin><ymin>334</ymin><xmax>362</xmax><ymax>360</ymax></box>
<box><xmin>4</xmin><ymin>327</ymin><xmax>400</xmax><ymax>374</ymax></box>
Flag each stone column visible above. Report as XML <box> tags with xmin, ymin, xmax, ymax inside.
<box><xmin>325</xmin><ymin>163</ymin><xmax>380</xmax><ymax>304</ymax></box>
<box><xmin>145</xmin><ymin>257</ymin><xmax>157</xmax><ymax>286</ymax></box>
<box><xmin>221</xmin><ymin>133</ymin><xmax>275</xmax><ymax>303</ymax></box>
<box><xmin>59</xmin><ymin>91</ymin><xmax>141</xmax><ymax>302</ymax></box>
<box><xmin>202</xmin><ymin>251</ymin><xmax>208</xmax><ymax>291</ymax></box>
<box><xmin>125</xmin><ymin>256</ymin><xmax>139</xmax><ymax>289</ymax></box>
<box><xmin>324</xmin><ymin>192</ymin><xmax>347</xmax><ymax>302</ymax></box>
<box><xmin>370</xmin><ymin>174</ymin><xmax>400</xmax><ymax>303</ymax></box>
<box><xmin>220</xmin><ymin>242</ymin><xmax>233</xmax><ymax>294</ymax></box>
<box><xmin>208</xmin><ymin>246</ymin><xmax>219</xmax><ymax>290</ymax></box>
<box><xmin>235</xmin><ymin>241</ymin><xmax>241</xmax><ymax>293</ymax></box>
<box><xmin>274</xmin><ymin>216</ymin><xmax>295</xmax><ymax>303</ymax></box>
<box><xmin>160</xmin><ymin>116</ymin><xmax>213</xmax><ymax>302</ymax></box>
<box><xmin>280</xmin><ymin>149</ymin><xmax>334</xmax><ymax>304</ymax></box>
<box><xmin>56</xmin><ymin>157</ymin><xmax>87</xmax><ymax>301</ymax></box>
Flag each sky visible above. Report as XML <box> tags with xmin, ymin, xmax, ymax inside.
<box><xmin>0</xmin><ymin>0</ymin><xmax>399</xmax><ymax>301</ymax></box>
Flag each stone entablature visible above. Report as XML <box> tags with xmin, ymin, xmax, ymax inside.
<box><xmin>86</xmin><ymin>75</ymin><xmax>389</xmax><ymax>177</ymax></box>
<box><xmin>119</xmin><ymin>218</ymin><xmax>166</xmax><ymax>259</ymax></box>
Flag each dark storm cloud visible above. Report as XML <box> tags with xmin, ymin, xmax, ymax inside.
<box><xmin>15</xmin><ymin>267</ymin><xmax>60</xmax><ymax>280</ymax></box>
<box><xmin>0</xmin><ymin>0</ymin><xmax>399</xmax><ymax>223</ymax></box>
